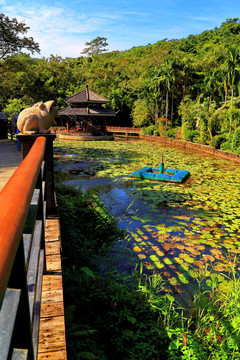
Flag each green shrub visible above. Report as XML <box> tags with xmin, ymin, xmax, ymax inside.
<box><xmin>64</xmin><ymin>270</ymin><xmax>169</xmax><ymax>360</ymax></box>
<box><xmin>164</xmin><ymin>127</ymin><xmax>180</xmax><ymax>138</ymax></box>
<box><xmin>220</xmin><ymin>133</ymin><xmax>233</xmax><ymax>152</ymax></box>
<box><xmin>141</xmin><ymin>124</ymin><xmax>158</xmax><ymax>135</ymax></box>
<box><xmin>131</xmin><ymin>99</ymin><xmax>152</xmax><ymax>127</ymax></box>
<box><xmin>211</xmin><ymin>134</ymin><xmax>227</xmax><ymax>149</ymax></box>
<box><xmin>56</xmin><ymin>184</ymin><xmax>240</xmax><ymax>360</ymax></box>
<box><xmin>181</xmin><ymin>122</ymin><xmax>199</xmax><ymax>142</ymax></box>
<box><xmin>56</xmin><ymin>185</ymin><xmax>123</xmax><ymax>263</ymax></box>
<box><xmin>56</xmin><ymin>185</ymin><xmax>170</xmax><ymax>359</ymax></box>
<box><xmin>232</xmin><ymin>127</ymin><xmax>240</xmax><ymax>151</ymax></box>
<box><xmin>153</xmin><ymin>128</ymin><xmax>160</xmax><ymax>136</ymax></box>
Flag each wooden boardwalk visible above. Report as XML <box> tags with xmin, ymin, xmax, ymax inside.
<box><xmin>0</xmin><ymin>140</ymin><xmax>22</xmax><ymax>191</ymax></box>
<box><xmin>0</xmin><ymin>140</ymin><xmax>67</xmax><ymax>359</ymax></box>
<box><xmin>38</xmin><ymin>216</ymin><xmax>67</xmax><ymax>360</ymax></box>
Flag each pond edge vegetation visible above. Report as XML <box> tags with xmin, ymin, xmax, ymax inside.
<box><xmin>139</xmin><ymin>134</ymin><xmax>240</xmax><ymax>163</ymax></box>
<box><xmin>56</xmin><ymin>184</ymin><xmax>240</xmax><ymax>360</ymax></box>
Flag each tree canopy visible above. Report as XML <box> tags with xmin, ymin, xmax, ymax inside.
<box><xmin>0</xmin><ymin>13</ymin><xmax>40</xmax><ymax>59</ymax></box>
<box><xmin>1</xmin><ymin>18</ymin><xmax>240</xmax><ymax>152</ymax></box>
<box><xmin>81</xmin><ymin>36</ymin><xmax>108</xmax><ymax>57</ymax></box>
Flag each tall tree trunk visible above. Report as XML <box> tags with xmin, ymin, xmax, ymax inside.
<box><xmin>171</xmin><ymin>89</ymin><xmax>174</xmax><ymax>123</ymax></box>
<box><xmin>231</xmin><ymin>85</ymin><xmax>234</xmax><ymax>109</ymax></box>
<box><xmin>230</xmin><ymin>85</ymin><xmax>234</xmax><ymax>131</ymax></box>
<box><xmin>225</xmin><ymin>88</ymin><xmax>228</xmax><ymax>104</ymax></box>
<box><xmin>183</xmin><ymin>84</ymin><xmax>185</xmax><ymax>98</ymax></box>
<box><xmin>155</xmin><ymin>98</ymin><xmax>158</xmax><ymax>125</ymax></box>
<box><xmin>165</xmin><ymin>90</ymin><xmax>169</xmax><ymax>118</ymax></box>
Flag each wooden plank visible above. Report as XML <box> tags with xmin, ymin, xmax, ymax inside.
<box><xmin>11</xmin><ymin>349</ymin><xmax>28</xmax><ymax>360</ymax></box>
<box><xmin>37</xmin><ymin>349</ymin><xmax>67</xmax><ymax>360</ymax></box>
<box><xmin>40</xmin><ymin>289</ymin><xmax>63</xmax><ymax>305</ymax></box>
<box><xmin>45</xmin><ymin>218</ymin><xmax>60</xmax><ymax>227</ymax></box>
<box><xmin>41</xmin><ymin>275</ymin><xmax>63</xmax><ymax>290</ymax></box>
<box><xmin>0</xmin><ymin>141</ymin><xmax>67</xmax><ymax>359</ymax></box>
<box><xmin>38</xmin><ymin>213</ymin><xmax>67</xmax><ymax>360</ymax></box>
<box><xmin>40</xmin><ymin>302</ymin><xmax>64</xmax><ymax>318</ymax></box>
<box><xmin>0</xmin><ymin>288</ymin><xmax>21</xmax><ymax>359</ymax></box>
<box><xmin>23</xmin><ymin>234</ymin><xmax>32</xmax><ymax>267</ymax></box>
<box><xmin>32</xmin><ymin>189</ymin><xmax>40</xmax><ymax>205</ymax></box>
<box><xmin>32</xmin><ymin>250</ymin><xmax>44</xmax><ymax>360</ymax></box>
<box><xmin>45</xmin><ymin>241</ymin><xmax>60</xmax><ymax>256</ymax></box>
<box><xmin>45</xmin><ymin>225</ymin><xmax>60</xmax><ymax>233</ymax></box>
<box><xmin>24</xmin><ymin>190</ymin><xmax>40</xmax><ymax>235</ymax></box>
<box><xmin>38</xmin><ymin>316</ymin><xmax>66</xmax><ymax>352</ymax></box>
<box><xmin>44</xmin><ymin>232</ymin><xmax>60</xmax><ymax>242</ymax></box>
<box><xmin>27</xmin><ymin>220</ymin><xmax>42</xmax><ymax>323</ymax></box>
<box><xmin>45</xmin><ymin>254</ymin><xmax>62</xmax><ymax>272</ymax></box>
<box><xmin>0</xmin><ymin>140</ymin><xmax>21</xmax><ymax>191</ymax></box>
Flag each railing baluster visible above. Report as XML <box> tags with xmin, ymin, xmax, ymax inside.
<box><xmin>0</xmin><ymin>288</ymin><xmax>21</xmax><ymax>360</ymax></box>
<box><xmin>0</xmin><ymin>137</ymin><xmax>47</xmax><ymax>359</ymax></box>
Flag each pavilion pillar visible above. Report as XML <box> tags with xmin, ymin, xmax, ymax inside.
<box><xmin>86</xmin><ymin>117</ymin><xmax>89</xmax><ymax>133</ymax></box>
<box><xmin>103</xmin><ymin>117</ymin><xmax>107</xmax><ymax>133</ymax></box>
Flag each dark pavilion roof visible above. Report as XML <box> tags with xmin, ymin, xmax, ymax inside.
<box><xmin>58</xmin><ymin>85</ymin><xmax>116</xmax><ymax>117</ymax></box>
<box><xmin>65</xmin><ymin>85</ymin><xmax>110</xmax><ymax>104</ymax></box>
<box><xmin>58</xmin><ymin>106</ymin><xmax>115</xmax><ymax>117</ymax></box>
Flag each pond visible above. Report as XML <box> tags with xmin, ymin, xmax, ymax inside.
<box><xmin>54</xmin><ymin>139</ymin><xmax>240</xmax><ymax>306</ymax></box>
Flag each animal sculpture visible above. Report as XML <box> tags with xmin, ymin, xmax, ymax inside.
<box><xmin>17</xmin><ymin>101</ymin><xmax>58</xmax><ymax>134</ymax></box>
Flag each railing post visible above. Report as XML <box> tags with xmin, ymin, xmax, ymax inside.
<box><xmin>0</xmin><ymin>137</ymin><xmax>46</xmax><ymax>359</ymax></box>
<box><xmin>17</xmin><ymin>133</ymin><xmax>56</xmax><ymax>216</ymax></box>
<box><xmin>8</xmin><ymin>238</ymin><xmax>35</xmax><ymax>359</ymax></box>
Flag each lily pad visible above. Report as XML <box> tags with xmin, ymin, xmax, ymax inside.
<box><xmin>168</xmin><ymin>277</ymin><xmax>178</xmax><ymax>286</ymax></box>
<box><xmin>133</xmin><ymin>246</ymin><xmax>144</xmax><ymax>253</ymax></box>
<box><xmin>179</xmin><ymin>253</ymin><xmax>195</xmax><ymax>263</ymax></box>
<box><xmin>178</xmin><ymin>273</ymin><xmax>189</xmax><ymax>284</ymax></box>
<box><xmin>202</xmin><ymin>254</ymin><xmax>215</xmax><ymax>262</ymax></box>
<box><xmin>163</xmin><ymin>258</ymin><xmax>173</xmax><ymax>265</ymax></box>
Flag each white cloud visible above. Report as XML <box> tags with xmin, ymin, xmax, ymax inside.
<box><xmin>2</xmin><ymin>0</ymin><xmax>239</xmax><ymax>58</ymax></box>
<box><xmin>1</xmin><ymin>2</ymin><xmax>123</xmax><ymax>57</ymax></box>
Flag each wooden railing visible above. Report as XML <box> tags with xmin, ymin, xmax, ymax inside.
<box><xmin>106</xmin><ymin>126</ymin><xmax>141</xmax><ymax>135</ymax></box>
<box><xmin>0</xmin><ymin>137</ymin><xmax>47</xmax><ymax>359</ymax></box>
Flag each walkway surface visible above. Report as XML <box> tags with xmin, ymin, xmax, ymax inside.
<box><xmin>0</xmin><ymin>139</ymin><xmax>67</xmax><ymax>359</ymax></box>
<box><xmin>38</xmin><ymin>215</ymin><xmax>67</xmax><ymax>360</ymax></box>
<box><xmin>0</xmin><ymin>140</ymin><xmax>22</xmax><ymax>191</ymax></box>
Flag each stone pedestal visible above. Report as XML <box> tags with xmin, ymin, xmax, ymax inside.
<box><xmin>17</xmin><ymin>133</ymin><xmax>56</xmax><ymax>215</ymax></box>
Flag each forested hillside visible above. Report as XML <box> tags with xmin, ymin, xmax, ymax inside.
<box><xmin>1</xmin><ymin>18</ymin><xmax>240</xmax><ymax>152</ymax></box>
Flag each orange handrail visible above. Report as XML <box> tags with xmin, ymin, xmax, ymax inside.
<box><xmin>0</xmin><ymin>136</ymin><xmax>46</xmax><ymax>303</ymax></box>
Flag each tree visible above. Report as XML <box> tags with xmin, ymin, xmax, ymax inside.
<box><xmin>0</xmin><ymin>13</ymin><xmax>40</xmax><ymax>59</ymax></box>
<box><xmin>224</xmin><ymin>45</ymin><xmax>240</xmax><ymax>108</ymax></box>
<box><xmin>153</xmin><ymin>56</ymin><xmax>178</xmax><ymax>122</ymax></box>
<box><xmin>81</xmin><ymin>36</ymin><xmax>108</xmax><ymax>57</ymax></box>
<box><xmin>131</xmin><ymin>98</ymin><xmax>152</xmax><ymax>127</ymax></box>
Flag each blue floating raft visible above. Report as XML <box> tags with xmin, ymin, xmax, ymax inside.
<box><xmin>131</xmin><ymin>166</ymin><xmax>190</xmax><ymax>183</ymax></box>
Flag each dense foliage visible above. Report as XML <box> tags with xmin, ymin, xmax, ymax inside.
<box><xmin>56</xmin><ymin>185</ymin><xmax>170</xmax><ymax>359</ymax></box>
<box><xmin>1</xmin><ymin>17</ymin><xmax>240</xmax><ymax>149</ymax></box>
<box><xmin>0</xmin><ymin>13</ymin><xmax>40</xmax><ymax>59</ymax></box>
<box><xmin>56</xmin><ymin>182</ymin><xmax>240</xmax><ymax>359</ymax></box>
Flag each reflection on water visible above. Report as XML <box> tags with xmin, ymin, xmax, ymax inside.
<box><xmin>61</xmin><ymin>176</ymin><xmax>205</xmax><ymax>305</ymax></box>
<box><xmin>56</xmin><ymin>145</ymin><xmax>240</xmax><ymax>307</ymax></box>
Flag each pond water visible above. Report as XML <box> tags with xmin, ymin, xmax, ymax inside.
<box><xmin>54</xmin><ymin>139</ymin><xmax>240</xmax><ymax>306</ymax></box>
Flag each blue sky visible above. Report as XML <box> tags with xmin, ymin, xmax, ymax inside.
<box><xmin>1</xmin><ymin>0</ymin><xmax>240</xmax><ymax>58</ymax></box>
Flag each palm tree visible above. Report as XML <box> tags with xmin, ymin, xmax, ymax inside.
<box><xmin>153</xmin><ymin>57</ymin><xmax>177</xmax><ymax>120</ymax></box>
<box><xmin>203</xmin><ymin>69</ymin><xmax>217</xmax><ymax>107</ymax></box>
<box><xmin>224</xmin><ymin>46</ymin><xmax>240</xmax><ymax>108</ymax></box>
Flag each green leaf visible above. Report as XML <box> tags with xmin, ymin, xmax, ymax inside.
<box><xmin>80</xmin><ymin>267</ymin><xmax>96</xmax><ymax>279</ymax></box>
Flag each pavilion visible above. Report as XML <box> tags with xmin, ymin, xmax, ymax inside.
<box><xmin>58</xmin><ymin>85</ymin><xmax>116</xmax><ymax>139</ymax></box>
